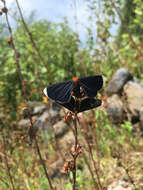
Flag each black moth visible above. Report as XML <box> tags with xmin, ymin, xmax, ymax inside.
<box><xmin>43</xmin><ymin>76</ymin><xmax>103</xmax><ymax>113</ymax></box>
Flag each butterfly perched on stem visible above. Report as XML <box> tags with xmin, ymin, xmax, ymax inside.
<box><xmin>43</xmin><ymin>76</ymin><xmax>103</xmax><ymax>113</ymax></box>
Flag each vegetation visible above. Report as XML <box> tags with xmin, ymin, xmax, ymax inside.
<box><xmin>0</xmin><ymin>0</ymin><xmax>143</xmax><ymax>189</ymax></box>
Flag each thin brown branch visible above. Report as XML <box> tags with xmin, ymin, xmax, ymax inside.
<box><xmin>0</xmin><ymin>175</ymin><xmax>9</xmax><ymax>188</ymax></box>
<box><xmin>82</xmin><ymin>152</ymin><xmax>98</xmax><ymax>190</ymax></box>
<box><xmin>72</xmin><ymin>115</ymin><xmax>78</xmax><ymax>190</ymax></box>
<box><xmin>87</xmin><ymin>138</ymin><xmax>102</xmax><ymax>190</ymax></box>
<box><xmin>78</xmin><ymin>115</ymin><xmax>103</xmax><ymax>190</ymax></box>
<box><xmin>0</xmin><ymin>120</ymin><xmax>15</xmax><ymax>190</ymax></box>
<box><xmin>2</xmin><ymin>2</ymin><xmax>28</xmax><ymax>102</ymax></box>
<box><xmin>111</xmin><ymin>0</ymin><xmax>143</xmax><ymax>57</ymax></box>
<box><xmin>2</xmin><ymin>143</ymin><xmax>15</xmax><ymax>190</ymax></box>
<box><xmin>28</xmin><ymin>116</ymin><xmax>55</xmax><ymax>190</ymax></box>
<box><xmin>2</xmin><ymin>2</ymin><xmax>54</xmax><ymax>189</ymax></box>
<box><xmin>117</xmin><ymin>158</ymin><xmax>136</xmax><ymax>188</ymax></box>
<box><xmin>15</xmin><ymin>0</ymin><xmax>53</xmax><ymax>82</ymax></box>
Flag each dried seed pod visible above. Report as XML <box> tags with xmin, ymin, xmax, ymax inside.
<box><xmin>61</xmin><ymin>159</ymin><xmax>74</xmax><ymax>174</ymax></box>
<box><xmin>64</xmin><ymin>111</ymin><xmax>72</xmax><ymax>122</ymax></box>
<box><xmin>7</xmin><ymin>37</ymin><xmax>12</xmax><ymax>45</ymax></box>
<box><xmin>1</xmin><ymin>7</ymin><xmax>8</xmax><ymax>13</ymax></box>
<box><xmin>71</xmin><ymin>144</ymin><xmax>83</xmax><ymax>156</ymax></box>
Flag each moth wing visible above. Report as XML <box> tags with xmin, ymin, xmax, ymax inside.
<box><xmin>43</xmin><ymin>80</ymin><xmax>72</xmax><ymax>103</ymax></box>
<box><xmin>60</xmin><ymin>98</ymin><xmax>101</xmax><ymax>113</ymax></box>
<box><xmin>79</xmin><ymin>98</ymin><xmax>102</xmax><ymax>112</ymax></box>
<box><xmin>79</xmin><ymin>76</ymin><xmax>103</xmax><ymax>97</ymax></box>
<box><xmin>60</xmin><ymin>97</ymin><xmax>75</xmax><ymax>112</ymax></box>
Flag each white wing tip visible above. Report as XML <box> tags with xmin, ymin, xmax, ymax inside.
<box><xmin>43</xmin><ymin>88</ymin><xmax>48</xmax><ymax>97</ymax></box>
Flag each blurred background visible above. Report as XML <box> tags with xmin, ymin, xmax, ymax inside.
<box><xmin>0</xmin><ymin>0</ymin><xmax>143</xmax><ymax>189</ymax></box>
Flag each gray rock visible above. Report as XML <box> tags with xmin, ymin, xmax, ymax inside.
<box><xmin>123</xmin><ymin>81</ymin><xmax>143</xmax><ymax>122</ymax></box>
<box><xmin>52</xmin><ymin>102</ymin><xmax>61</xmax><ymax>112</ymax></box>
<box><xmin>19</xmin><ymin>102</ymin><xmax>62</xmax><ymax>140</ymax></box>
<box><xmin>106</xmin><ymin>68</ymin><xmax>133</xmax><ymax>95</ymax></box>
<box><xmin>59</xmin><ymin>131</ymin><xmax>75</xmax><ymax>150</ymax></box>
<box><xmin>48</xmin><ymin>159</ymin><xmax>64</xmax><ymax>178</ymax></box>
<box><xmin>21</xmin><ymin>101</ymin><xmax>61</xmax><ymax>118</ymax></box>
<box><xmin>53</xmin><ymin>120</ymin><xmax>69</xmax><ymax>138</ymax></box>
<box><xmin>139</xmin><ymin>107</ymin><xmax>143</xmax><ymax>130</ymax></box>
<box><xmin>33</xmin><ymin>119</ymin><xmax>44</xmax><ymax>130</ymax></box>
<box><xmin>32</xmin><ymin>104</ymin><xmax>46</xmax><ymax>115</ymax></box>
<box><xmin>18</xmin><ymin>116</ymin><xmax>46</xmax><ymax>131</ymax></box>
<box><xmin>107</xmin><ymin>180</ymin><xmax>133</xmax><ymax>190</ymax></box>
<box><xmin>21</xmin><ymin>102</ymin><xmax>47</xmax><ymax>118</ymax></box>
<box><xmin>38</xmin><ymin>111</ymin><xmax>51</xmax><ymax>123</ymax></box>
<box><xmin>105</xmin><ymin>94</ymin><xmax>123</xmax><ymax>123</ymax></box>
<box><xmin>40</xmin><ymin>109</ymin><xmax>61</xmax><ymax>128</ymax></box>
<box><xmin>18</xmin><ymin>118</ymin><xmax>31</xmax><ymax>128</ymax></box>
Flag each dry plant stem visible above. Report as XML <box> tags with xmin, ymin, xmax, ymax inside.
<box><xmin>82</xmin><ymin>152</ymin><xmax>98</xmax><ymax>190</ymax></box>
<box><xmin>0</xmin><ymin>176</ymin><xmax>9</xmax><ymax>188</ymax></box>
<box><xmin>91</xmin><ymin>111</ymin><xmax>102</xmax><ymax>176</ymax></box>
<box><xmin>78</xmin><ymin>117</ymin><xmax>102</xmax><ymax>190</ymax></box>
<box><xmin>15</xmin><ymin>0</ymin><xmax>52</xmax><ymax>82</ymax></box>
<box><xmin>84</xmin><ymin>132</ymin><xmax>102</xmax><ymax>190</ymax></box>
<box><xmin>72</xmin><ymin>115</ymin><xmax>78</xmax><ymax>190</ymax></box>
<box><xmin>3</xmin><ymin>2</ymin><xmax>28</xmax><ymax>102</ymax></box>
<box><xmin>29</xmin><ymin>118</ymin><xmax>55</xmax><ymax>190</ymax></box>
<box><xmin>15</xmin><ymin>0</ymin><xmax>44</xmax><ymax>61</ymax></box>
<box><xmin>3</xmin><ymin>2</ymin><xmax>54</xmax><ymax>189</ymax></box>
<box><xmin>89</xmin><ymin>142</ymin><xmax>102</xmax><ymax>190</ymax></box>
<box><xmin>124</xmin><ymin>168</ymin><xmax>136</xmax><ymax>188</ymax></box>
<box><xmin>118</xmin><ymin>159</ymin><xmax>136</xmax><ymax>188</ymax></box>
<box><xmin>1</xmin><ymin>131</ymin><xmax>15</xmax><ymax>190</ymax></box>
